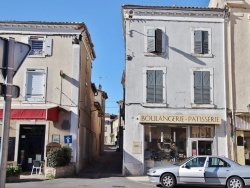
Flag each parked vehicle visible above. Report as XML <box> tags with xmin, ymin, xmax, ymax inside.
<box><xmin>147</xmin><ymin>155</ymin><xmax>250</xmax><ymax>188</ymax></box>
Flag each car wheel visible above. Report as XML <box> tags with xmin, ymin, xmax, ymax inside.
<box><xmin>161</xmin><ymin>173</ymin><xmax>176</xmax><ymax>188</ymax></box>
<box><xmin>227</xmin><ymin>176</ymin><xmax>243</xmax><ymax>188</ymax></box>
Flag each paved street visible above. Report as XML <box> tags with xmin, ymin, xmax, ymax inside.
<box><xmin>6</xmin><ymin>145</ymin><xmax>155</xmax><ymax>188</ymax></box>
<box><xmin>6</xmin><ymin>145</ymin><xmax>249</xmax><ymax>188</ymax></box>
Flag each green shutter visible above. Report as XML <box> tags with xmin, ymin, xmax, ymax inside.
<box><xmin>202</xmin><ymin>31</ymin><xmax>209</xmax><ymax>54</ymax></box>
<box><xmin>155</xmin><ymin>29</ymin><xmax>162</xmax><ymax>53</ymax></box>
<box><xmin>194</xmin><ymin>31</ymin><xmax>202</xmax><ymax>54</ymax></box>
<box><xmin>194</xmin><ymin>71</ymin><xmax>210</xmax><ymax>104</ymax></box>
<box><xmin>202</xmin><ymin>71</ymin><xmax>210</xmax><ymax>104</ymax></box>
<box><xmin>147</xmin><ymin>70</ymin><xmax>155</xmax><ymax>103</ymax></box>
<box><xmin>147</xmin><ymin>29</ymin><xmax>155</xmax><ymax>53</ymax></box>
<box><xmin>155</xmin><ymin>70</ymin><xmax>163</xmax><ymax>103</ymax></box>
<box><xmin>194</xmin><ymin>71</ymin><xmax>202</xmax><ymax>103</ymax></box>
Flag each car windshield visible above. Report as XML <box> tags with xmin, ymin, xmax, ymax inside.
<box><xmin>174</xmin><ymin>157</ymin><xmax>194</xmax><ymax>166</ymax></box>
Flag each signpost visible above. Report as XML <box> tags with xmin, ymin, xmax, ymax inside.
<box><xmin>0</xmin><ymin>37</ymin><xmax>30</xmax><ymax>188</ymax></box>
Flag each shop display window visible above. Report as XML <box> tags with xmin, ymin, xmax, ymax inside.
<box><xmin>190</xmin><ymin>125</ymin><xmax>214</xmax><ymax>138</ymax></box>
<box><xmin>144</xmin><ymin>125</ymin><xmax>187</xmax><ymax>167</ymax></box>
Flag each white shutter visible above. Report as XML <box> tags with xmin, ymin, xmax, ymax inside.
<box><xmin>26</xmin><ymin>69</ymin><xmax>45</xmax><ymax>101</ymax></box>
<box><xmin>44</xmin><ymin>37</ymin><xmax>52</xmax><ymax>56</ymax></box>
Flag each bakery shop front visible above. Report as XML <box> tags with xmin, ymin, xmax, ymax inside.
<box><xmin>141</xmin><ymin>114</ymin><xmax>222</xmax><ymax>172</ymax></box>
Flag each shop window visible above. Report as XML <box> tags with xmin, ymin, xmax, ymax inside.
<box><xmin>190</xmin><ymin>125</ymin><xmax>214</xmax><ymax>138</ymax></box>
<box><xmin>144</xmin><ymin>125</ymin><xmax>187</xmax><ymax>171</ymax></box>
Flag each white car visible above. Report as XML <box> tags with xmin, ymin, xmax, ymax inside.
<box><xmin>147</xmin><ymin>155</ymin><xmax>250</xmax><ymax>188</ymax></box>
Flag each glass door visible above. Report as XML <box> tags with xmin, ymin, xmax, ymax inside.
<box><xmin>191</xmin><ymin>139</ymin><xmax>213</xmax><ymax>156</ymax></box>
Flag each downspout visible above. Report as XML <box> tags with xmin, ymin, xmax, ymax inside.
<box><xmin>226</xmin><ymin>7</ymin><xmax>236</xmax><ymax>161</ymax></box>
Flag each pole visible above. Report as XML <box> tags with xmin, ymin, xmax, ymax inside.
<box><xmin>0</xmin><ymin>38</ymin><xmax>15</xmax><ymax>188</ymax></box>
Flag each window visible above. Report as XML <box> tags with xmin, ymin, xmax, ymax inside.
<box><xmin>147</xmin><ymin>28</ymin><xmax>162</xmax><ymax>53</ymax></box>
<box><xmin>186</xmin><ymin>157</ymin><xmax>207</xmax><ymax>167</ymax></box>
<box><xmin>24</xmin><ymin>68</ymin><xmax>47</xmax><ymax>103</ymax></box>
<box><xmin>191</xmin><ymin>28</ymin><xmax>211</xmax><ymax>57</ymax></box>
<box><xmin>143</xmin><ymin>67</ymin><xmax>166</xmax><ymax>105</ymax></box>
<box><xmin>191</xmin><ymin>68</ymin><xmax>214</xmax><ymax>107</ymax></box>
<box><xmin>208</xmin><ymin>157</ymin><xmax>231</xmax><ymax>168</ymax></box>
<box><xmin>144</xmin><ymin>27</ymin><xmax>166</xmax><ymax>56</ymax></box>
<box><xmin>22</xmin><ymin>36</ymin><xmax>52</xmax><ymax>57</ymax></box>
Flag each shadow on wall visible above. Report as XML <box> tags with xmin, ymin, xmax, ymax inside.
<box><xmin>123</xmin><ymin>150</ymin><xmax>143</xmax><ymax>176</ymax></box>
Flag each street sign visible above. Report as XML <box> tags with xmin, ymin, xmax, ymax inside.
<box><xmin>64</xmin><ymin>135</ymin><xmax>72</xmax><ymax>144</ymax></box>
<box><xmin>0</xmin><ymin>83</ymin><xmax>20</xmax><ymax>98</ymax></box>
<box><xmin>0</xmin><ymin>37</ymin><xmax>31</xmax><ymax>78</ymax></box>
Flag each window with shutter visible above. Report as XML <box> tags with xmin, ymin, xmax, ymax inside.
<box><xmin>25</xmin><ymin>69</ymin><xmax>46</xmax><ymax>103</ymax></box>
<box><xmin>147</xmin><ymin>28</ymin><xmax>163</xmax><ymax>53</ymax></box>
<box><xmin>27</xmin><ymin>36</ymin><xmax>52</xmax><ymax>57</ymax></box>
<box><xmin>194</xmin><ymin>71</ymin><xmax>210</xmax><ymax>104</ymax></box>
<box><xmin>194</xmin><ymin>30</ymin><xmax>209</xmax><ymax>54</ymax></box>
<box><xmin>146</xmin><ymin>70</ymin><xmax>163</xmax><ymax>103</ymax></box>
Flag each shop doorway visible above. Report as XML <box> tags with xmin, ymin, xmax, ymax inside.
<box><xmin>191</xmin><ymin>139</ymin><xmax>213</xmax><ymax>156</ymax></box>
<box><xmin>18</xmin><ymin>125</ymin><xmax>45</xmax><ymax>172</ymax></box>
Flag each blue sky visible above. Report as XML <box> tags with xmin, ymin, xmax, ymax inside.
<box><xmin>0</xmin><ymin>0</ymin><xmax>209</xmax><ymax>115</ymax></box>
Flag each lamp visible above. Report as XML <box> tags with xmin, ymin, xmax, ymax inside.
<box><xmin>247</xmin><ymin>104</ymin><xmax>250</xmax><ymax>113</ymax></box>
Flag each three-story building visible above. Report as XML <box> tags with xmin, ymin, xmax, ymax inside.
<box><xmin>122</xmin><ymin>5</ymin><xmax>227</xmax><ymax>175</ymax></box>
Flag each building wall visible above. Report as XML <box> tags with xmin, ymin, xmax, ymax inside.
<box><xmin>122</xmin><ymin>6</ymin><xmax>227</xmax><ymax>175</ymax></box>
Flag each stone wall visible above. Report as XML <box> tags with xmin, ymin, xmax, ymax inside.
<box><xmin>45</xmin><ymin>163</ymin><xmax>75</xmax><ymax>178</ymax></box>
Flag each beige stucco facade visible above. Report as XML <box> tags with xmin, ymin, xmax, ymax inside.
<box><xmin>0</xmin><ymin>21</ymin><xmax>106</xmax><ymax>173</ymax></box>
<box><xmin>209</xmin><ymin>0</ymin><xmax>250</xmax><ymax>165</ymax></box>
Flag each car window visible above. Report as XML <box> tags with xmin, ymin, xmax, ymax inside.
<box><xmin>185</xmin><ymin>157</ymin><xmax>206</xmax><ymax>167</ymax></box>
<box><xmin>208</xmin><ymin>157</ymin><xmax>231</xmax><ymax>167</ymax></box>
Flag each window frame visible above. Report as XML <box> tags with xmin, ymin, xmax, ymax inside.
<box><xmin>142</xmin><ymin>67</ymin><xmax>166</xmax><ymax>107</ymax></box>
<box><xmin>22</xmin><ymin>36</ymin><xmax>52</xmax><ymax>58</ymax></box>
<box><xmin>191</xmin><ymin>68</ymin><xmax>214</xmax><ymax>108</ymax></box>
<box><xmin>190</xmin><ymin>28</ymin><xmax>212</xmax><ymax>57</ymax></box>
<box><xmin>23</xmin><ymin>67</ymin><xmax>47</xmax><ymax>103</ymax></box>
<box><xmin>144</xmin><ymin>26</ymin><xmax>166</xmax><ymax>56</ymax></box>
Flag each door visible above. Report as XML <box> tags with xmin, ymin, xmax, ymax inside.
<box><xmin>191</xmin><ymin>139</ymin><xmax>213</xmax><ymax>156</ymax></box>
<box><xmin>205</xmin><ymin>157</ymin><xmax>232</xmax><ymax>184</ymax></box>
<box><xmin>179</xmin><ymin>156</ymin><xmax>207</xmax><ymax>183</ymax></box>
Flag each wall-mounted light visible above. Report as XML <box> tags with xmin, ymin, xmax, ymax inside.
<box><xmin>247</xmin><ymin>104</ymin><xmax>250</xmax><ymax>113</ymax></box>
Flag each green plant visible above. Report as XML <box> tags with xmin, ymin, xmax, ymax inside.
<box><xmin>6</xmin><ymin>166</ymin><xmax>22</xmax><ymax>177</ymax></box>
<box><xmin>110</xmin><ymin>133</ymin><xmax>115</xmax><ymax>142</ymax></box>
<box><xmin>46</xmin><ymin>173</ymin><xmax>55</xmax><ymax>179</ymax></box>
<box><xmin>47</xmin><ymin>146</ymin><xmax>72</xmax><ymax>168</ymax></box>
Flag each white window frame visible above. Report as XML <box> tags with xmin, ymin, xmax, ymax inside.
<box><xmin>191</xmin><ymin>67</ymin><xmax>214</xmax><ymax>108</ymax></box>
<box><xmin>144</xmin><ymin>26</ymin><xmax>166</xmax><ymax>57</ymax></box>
<box><xmin>23</xmin><ymin>67</ymin><xmax>47</xmax><ymax>103</ymax></box>
<box><xmin>142</xmin><ymin>66</ymin><xmax>167</xmax><ymax>107</ymax></box>
<box><xmin>190</xmin><ymin>28</ymin><xmax>212</xmax><ymax>58</ymax></box>
<box><xmin>22</xmin><ymin>36</ymin><xmax>52</xmax><ymax>58</ymax></box>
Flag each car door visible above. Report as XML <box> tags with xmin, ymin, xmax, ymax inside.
<box><xmin>179</xmin><ymin>156</ymin><xmax>207</xmax><ymax>183</ymax></box>
<box><xmin>205</xmin><ymin>157</ymin><xmax>232</xmax><ymax>184</ymax></box>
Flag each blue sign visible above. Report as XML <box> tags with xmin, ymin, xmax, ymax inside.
<box><xmin>64</xmin><ymin>135</ymin><xmax>72</xmax><ymax>144</ymax></box>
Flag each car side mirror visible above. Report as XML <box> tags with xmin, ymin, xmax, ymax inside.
<box><xmin>185</xmin><ymin>164</ymin><xmax>191</xmax><ymax>169</ymax></box>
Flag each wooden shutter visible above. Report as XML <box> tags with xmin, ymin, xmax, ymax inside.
<box><xmin>194</xmin><ymin>71</ymin><xmax>202</xmax><ymax>104</ymax></box>
<box><xmin>202</xmin><ymin>71</ymin><xmax>210</xmax><ymax>104</ymax></box>
<box><xmin>155</xmin><ymin>70</ymin><xmax>163</xmax><ymax>103</ymax></box>
<box><xmin>194</xmin><ymin>31</ymin><xmax>202</xmax><ymax>54</ymax></box>
<box><xmin>44</xmin><ymin>37</ymin><xmax>53</xmax><ymax>56</ymax></box>
<box><xmin>146</xmin><ymin>70</ymin><xmax>155</xmax><ymax>103</ymax></box>
<box><xmin>147</xmin><ymin>29</ymin><xmax>156</xmax><ymax>53</ymax></box>
<box><xmin>155</xmin><ymin>29</ymin><xmax>162</xmax><ymax>53</ymax></box>
<box><xmin>202</xmin><ymin>31</ymin><xmax>209</xmax><ymax>54</ymax></box>
<box><xmin>194</xmin><ymin>71</ymin><xmax>210</xmax><ymax>104</ymax></box>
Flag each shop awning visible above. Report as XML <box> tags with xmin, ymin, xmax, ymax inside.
<box><xmin>0</xmin><ymin>106</ymin><xmax>59</xmax><ymax>122</ymax></box>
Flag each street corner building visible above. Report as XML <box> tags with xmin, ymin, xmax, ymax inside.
<box><xmin>0</xmin><ymin>21</ymin><xmax>107</xmax><ymax>174</ymax></box>
<box><xmin>121</xmin><ymin>5</ymin><xmax>228</xmax><ymax>175</ymax></box>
